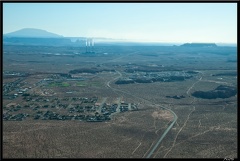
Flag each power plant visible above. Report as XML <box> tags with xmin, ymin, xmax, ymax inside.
<box><xmin>85</xmin><ymin>38</ymin><xmax>95</xmax><ymax>53</ymax></box>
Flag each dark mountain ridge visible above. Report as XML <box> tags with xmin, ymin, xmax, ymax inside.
<box><xmin>4</xmin><ymin>28</ymin><xmax>63</xmax><ymax>38</ymax></box>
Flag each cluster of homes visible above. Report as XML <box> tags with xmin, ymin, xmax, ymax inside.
<box><xmin>33</xmin><ymin>110</ymin><xmax>111</xmax><ymax>122</ymax></box>
<box><xmin>3</xmin><ymin>96</ymin><xmax>138</xmax><ymax>122</ymax></box>
<box><xmin>3</xmin><ymin>71</ymin><xmax>28</xmax><ymax>77</ymax></box>
<box><xmin>3</xmin><ymin>77</ymin><xmax>27</xmax><ymax>97</ymax></box>
<box><xmin>115</xmin><ymin>71</ymin><xmax>195</xmax><ymax>85</ymax></box>
<box><xmin>3</xmin><ymin>70</ymin><xmax>140</xmax><ymax>122</ymax></box>
<box><xmin>3</xmin><ymin>112</ymin><xmax>29</xmax><ymax>121</ymax></box>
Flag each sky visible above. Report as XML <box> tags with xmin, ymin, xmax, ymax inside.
<box><xmin>3</xmin><ymin>3</ymin><xmax>237</xmax><ymax>43</ymax></box>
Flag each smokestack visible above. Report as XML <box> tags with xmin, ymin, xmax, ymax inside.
<box><xmin>85</xmin><ymin>38</ymin><xmax>94</xmax><ymax>53</ymax></box>
<box><xmin>88</xmin><ymin>39</ymin><xmax>91</xmax><ymax>48</ymax></box>
<box><xmin>85</xmin><ymin>39</ymin><xmax>88</xmax><ymax>53</ymax></box>
<box><xmin>91</xmin><ymin>39</ymin><xmax>94</xmax><ymax>52</ymax></box>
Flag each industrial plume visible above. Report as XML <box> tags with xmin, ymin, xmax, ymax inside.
<box><xmin>85</xmin><ymin>38</ymin><xmax>94</xmax><ymax>53</ymax></box>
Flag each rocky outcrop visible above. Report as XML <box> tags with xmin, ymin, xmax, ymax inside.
<box><xmin>192</xmin><ymin>85</ymin><xmax>237</xmax><ymax>99</ymax></box>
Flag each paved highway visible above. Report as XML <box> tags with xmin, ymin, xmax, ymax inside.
<box><xmin>146</xmin><ymin>105</ymin><xmax>178</xmax><ymax>158</ymax></box>
<box><xmin>107</xmin><ymin>70</ymin><xmax>178</xmax><ymax>158</ymax></box>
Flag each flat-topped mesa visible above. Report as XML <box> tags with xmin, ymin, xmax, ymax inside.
<box><xmin>180</xmin><ymin>43</ymin><xmax>217</xmax><ymax>47</ymax></box>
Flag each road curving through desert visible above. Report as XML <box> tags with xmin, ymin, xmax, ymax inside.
<box><xmin>145</xmin><ymin>105</ymin><xmax>178</xmax><ymax>158</ymax></box>
<box><xmin>106</xmin><ymin>70</ymin><xmax>178</xmax><ymax>158</ymax></box>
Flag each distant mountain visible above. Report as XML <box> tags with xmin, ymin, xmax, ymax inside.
<box><xmin>180</xmin><ymin>43</ymin><xmax>217</xmax><ymax>47</ymax></box>
<box><xmin>4</xmin><ymin>28</ymin><xmax>63</xmax><ymax>38</ymax></box>
<box><xmin>216</xmin><ymin>43</ymin><xmax>237</xmax><ymax>47</ymax></box>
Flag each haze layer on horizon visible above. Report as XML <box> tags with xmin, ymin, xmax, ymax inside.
<box><xmin>3</xmin><ymin>3</ymin><xmax>237</xmax><ymax>44</ymax></box>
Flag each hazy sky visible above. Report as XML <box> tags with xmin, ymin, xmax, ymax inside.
<box><xmin>3</xmin><ymin>3</ymin><xmax>237</xmax><ymax>43</ymax></box>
